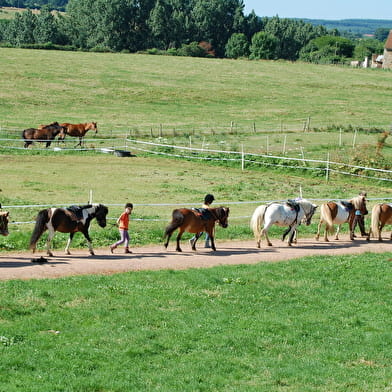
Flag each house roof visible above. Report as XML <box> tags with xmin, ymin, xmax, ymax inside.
<box><xmin>385</xmin><ymin>30</ymin><xmax>392</xmax><ymax>50</ymax></box>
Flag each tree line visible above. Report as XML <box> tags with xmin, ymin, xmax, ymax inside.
<box><xmin>0</xmin><ymin>0</ymin><xmax>387</xmax><ymax>63</ymax></box>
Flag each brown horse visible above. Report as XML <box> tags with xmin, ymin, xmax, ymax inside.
<box><xmin>0</xmin><ymin>211</ymin><xmax>9</xmax><ymax>236</ymax></box>
<box><xmin>164</xmin><ymin>207</ymin><xmax>230</xmax><ymax>252</ymax></box>
<box><xmin>315</xmin><ymin>197</ymin><xmax>367</xmax><ymax>241</ymax></box>
<box><xmin>367</xmin><ymin>203</ymin><xmax>392</xmax><ymax>241</ymax></box>
<box><xmin>60</xmin><ymin>122</ymin><xmax>98</xmax><ymax>147</ymax></box>
<box><xmin>22</xmin><ymin>122</ymin><xmax>66</xmax><ymax>148</ymax></box>
<box><xmin>29</xmin><ymin>204</ymin><xmax>108</xmax><ymax>256</ymax></box>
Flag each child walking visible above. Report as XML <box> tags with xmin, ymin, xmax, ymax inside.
<box><xmin>110</xmin><ymin>203</ymin><xmax>133</xmax><ymax>254</ymax></box>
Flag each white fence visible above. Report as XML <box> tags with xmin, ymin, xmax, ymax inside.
<box><xmin>3</xmin><ymin>198</ymin><xmax>392</xmax><ymax>226</ymax></box>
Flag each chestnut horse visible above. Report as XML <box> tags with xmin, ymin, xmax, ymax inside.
<box><xmin>22</xmin><ymin>122</ymin><xmax>66</xmax><ymax>148</ymax></box>
<box><xmin>315</xmin><ymin>197</ymin><xmax>367</xmax><ymax>242</ymax></box>
<box><xmin>164</xmin><ymin>207</ymin><xmax>230</xmax><ymax>252</ymax></box>
<box><xmin>367</xmin><ymin>203</ymin><xmax>392</xmax><ymax>241</ymax></box>
<box><xmin>29</xmin><ymin>204</ymin><xmax>108</xmax><ymax>256</ymax></box>
<box><xmin>0</xmin><ymin>211</ymin><xmax>9</xmax><ymax>236</ymax></box>
<box><xmin>60</xmin><ymin>122</ymin><xmax>98</xmax><ymax>147</ymax></box>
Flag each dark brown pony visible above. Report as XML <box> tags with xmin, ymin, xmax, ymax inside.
<box><xmin>22</xmin><ymin>122</ymin><xmax>66</xmax><ymax>148</ymax></box>
<box><xmin>0</xmin><ymin>211</ymin><xmax>9</xmax><ymax>236</ymax></box>
<box><xmin>29</xmin><ymin>204</ymin><xmax>108</xmax><ymax>256</ymax></box>
<box><xmin>164</xmin><ymin>207</ymin><xmax>229</xmax><ymax>252</ymax></box>
<box><xmin>60</xmin><ymin>122</ymin><xmax>98</xmax><ymax>147</ymax></box>
<box><xmin>367</xmin><ymin>203</ymin><xmax>392</xmax><ymax>241</ymax></box>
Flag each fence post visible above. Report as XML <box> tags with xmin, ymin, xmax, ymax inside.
<box><xmin>352</xmin><ymin>129</ymin><xmax>357</xmax><ymax>147</ymax></box>
<box><xmin>241</xmin><ymin>144</ymin><xmax>245</xmax><ymax>171</ymax></box>
<box><xmin>326</xmin><ymin>153</ymin><xmax>330</xmax><ymax>182</ymax></box>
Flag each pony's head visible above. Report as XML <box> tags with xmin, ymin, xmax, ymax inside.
<box><xmin>94</xmin><ymin>204</ymin><xmax>108</xmax><ymax>228</ymax></box>
<box><xmin>216</xmin><ymin>207</ymin><xmax>230</xmax><ymax>228</ymax></box>
<box><xmin>298</xmin><ymin>199</ymin><xmax>318</xmax><ymax>225</ymax></box>
<box><xmin>89</xmin><ymin>122</ymin><xmax>98</xmax><ymax>134</ymax></box>
<box><xmin>353</xmin><ymin>195</ymin><xmax>368</xmax><ymax>215</ymax></box>
<box><xmin>0</xmin><ymin>211</ymin><xmax>9</xmax><ymax>236</ymax></box>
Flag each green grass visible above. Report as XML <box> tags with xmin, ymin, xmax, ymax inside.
<box><xmin>0</xmin><ymin>151</ymin><xmax>389</xmax><ymax>253</ymax></box>
<box><xmin>0</xmin><ymin>48</ymin><xmax>391</xmax><ymax>131</ymax></box>
<box><xmin>1</xmin><ymin>253</ymin><xmax>392</xmax><ymax>391</ymax></box>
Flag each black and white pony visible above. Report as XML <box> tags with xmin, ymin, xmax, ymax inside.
<box><xmin>250</xmin><ymin>199</ymin><xmax>318</xmax><ymax>248</ymax></box>
<box><xmin>29</xmin><ymin>204</ymin><xmax>108</xmax><ymax>256</ymax></box>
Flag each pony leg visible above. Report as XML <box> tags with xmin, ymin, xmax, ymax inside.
<box><xmin>65</xmin><ymin>233</ymin><xmax>75</xmax><ymax>255</ymax></box>
<box><xmin>286</xmin><ymin>226</ymin><xmax>296</xmax><ymax>246</ymax></box>
<box><xmin>260</xmin><ymin>228</ymin><xmax>272</xmax><ymax>246</ymax></box>
<box><xmin>46</xmin><ymin>229</ymin><xmax>55</xmax><ymax>257</ymax></box>
<box><xmin>315</xmin><ymin>220</ymin><xmax>322</xmax><ymax>240</ymax></box>
<box><xmin>190</xmin><ymin>232</ymin><xmax>202</xmax><ymax>251</ymax></box>
<box><xmin>81</xmin><ymin>231</ymin><xmax>94</xmax><ymax>255</ymax></box>
<box><xmin>334</xmin><ymin>225</ymin><xmax>340</xmax><ymax>240</ymax></box>
<box><xmin>175</xmin><ymin>229</ymin><xmax>184</xmax><ymax>252</ymax></box>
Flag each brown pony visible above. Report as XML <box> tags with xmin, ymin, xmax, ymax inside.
<box><xmin>315</xmin><ymin>197</ymin><xmax>367</xmax><ymax>241</ymax></box>
<box><xmin>22</xmin><ymin>122</ymin><xmax>66</xmax><ymax>148</ymax></box>
<box><xmin>0</xmin><ymin>211</ymin><xmax>9</xmax><ymax>236</ymax></box>
<box><xmin>60</xmin><ymin>122</ymin><xmax>98</xmax><ymax>147</ymax></box>
<box><xmin>164</xmin><ymin>207</ymin><xmax>230</xmax><ymax>252</ymax></box>
<box><xmin>367</xmin><ymin>203</ymin><xmax>392</xmax><ymax>241</ymax></box>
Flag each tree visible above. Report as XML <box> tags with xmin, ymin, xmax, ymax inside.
<box><xmin>353</xmin><ymin>38</ymin><xmax>384</xmax><ymax>60</ymax></box>
<box><xmin>191</xmin><ymin>0</ymin><xmax>245</xmax><ymax>57</ymax></box>
<box><xmin>299</xmin><ymin>35</ymin><xmax>355</xmax><ymax>64</ymax></box>
<box><xmin>249</xmin><ymin>31</ymin><xmax>278</xmax><ymax>60</ymax></box>
<box><xmin>225</xmin><ymin>32</ymin><xmax>249</xmax><ymax>58</ymax></box>
<box><xmin>148</xmin><ymin>0</ymin><xmax>174</xmax><ymax>49</ymax></box>
<box><xmin>34</xmin><ymin>5</ymin><xmax>60</xmax><ymax>44</ymax></box>
<box><xmin>374</xmin><ymin>27</ymin><xmax>390</xmax><ymax>42</ymax></box>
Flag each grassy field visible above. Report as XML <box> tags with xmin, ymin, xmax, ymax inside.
<box><xmin>1</xmin><ymin>253</ymin><xmax>392</xmax><ymax>391</ymax></box>
<box><xmin>0</xmin><ymin>150</ymin><xmax>390</xmax><ymax>252</ymax></box>
<box><xmin>0</xmin><ymin>47</ymin><xmax>391</xmax><ymax>131</ymax></box>
<box><xmin>1</xmin><ymin>48</ymin><xmax>392</xmax><ymax>391</ymax></box>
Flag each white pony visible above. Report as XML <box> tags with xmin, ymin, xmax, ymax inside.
<box><xmin>250</xmin><ymin>199</ymin><xmax>318</xmax><ymax>248</ymax></box>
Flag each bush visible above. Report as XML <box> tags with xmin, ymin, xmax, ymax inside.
<box><xmin>225</xmin><ymin>33</ymin><xmax>249</xmax><ymax>59</ymax></box>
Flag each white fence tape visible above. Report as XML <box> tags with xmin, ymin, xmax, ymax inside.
<box><xmin>3</xmin><ymin>198</ymin><xmax>392</xmax><ymax>226</ymax></box>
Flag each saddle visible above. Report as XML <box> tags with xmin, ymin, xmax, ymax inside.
<box><xmin>192</xmin><ymin>208</ymin><xmax>212</xmax><ymax>220</ymax></box>
<box><xmin>66</xmin><ymin>205</ymin><xmax>85</xmax><ymax>221</ymax></box>
<box><xmin>339</xmin><ymin>201</ymin><xmax>354</xmax><ymax>211</ymax></box>
<box><xmin>286</xmin><ymin>199</ymin><xmax>300</xmax><ymax>212</ymax></box>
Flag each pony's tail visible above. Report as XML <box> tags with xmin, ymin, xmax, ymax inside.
<box><xmin>370</xmin><ymin>204</ymin><xmax>382</xmax><ymax>239</ymax></box>
<box><xmin>29</xmin><ymin>209</ymin><xmax>49</xmax><ymax>252</ymax></box>
<box><xmin>250</xmin><ymin>205</ymin><xmax>266</xmax><ymax>239</ymax></box>
<box><xmin>321</xmin><ymin>204</ymin><xmax>334</xmax><ymax>234</ymax></box>
<box><xmin>164</xmin><ymin>209</ymin><xmax>184</xmax><ymax>239</ymax></box>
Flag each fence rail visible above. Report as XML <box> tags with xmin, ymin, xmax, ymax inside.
<box><xmin>3</xmin><ymin>198</ymin><xmax>392</xmax><ymax>226</ymax></box>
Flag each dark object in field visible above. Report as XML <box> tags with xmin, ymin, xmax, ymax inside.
<box><xmin>114</xmin><ymin>150</ymin><xmax>132</xmax><ymax>157</ymax></box>
<box><xmin>31</xmin><ymin>256</ymin><xmax>48</xmax><ymax>263</ymax></box>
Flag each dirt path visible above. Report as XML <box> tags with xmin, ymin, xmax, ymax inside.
<box><xmin>1</xmin><ymin>235</ymin><xmax>391</xmax><ymax>281</ymax></box>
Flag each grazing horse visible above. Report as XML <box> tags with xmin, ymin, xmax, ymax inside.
<box><xmin>22</xmin><ymin>122</ymin><xmax>66</xmax><ymax>148</ymax></box>
<box><xmin>315</xmin><ymin>197</ymin><xmax>367</xmax><ymax>242</ymax></box>
<box><xmin>29</xmin><ymin>204</ymin><xmax>108</xmax><ymax>256</ymax></box>
<box><xmin>0</xmin><ymin>211</ymin><xmax>9</xmax><ymax>236</ymax></box>
<box><xmin>60</xmin><ymin>122</ymin><xmax>98</xmax><ymax>147</ymax></box>
<box><xmin>250</xmin><ymin>199</ymin><xmax>317</xmax><ymax>248</ymax></box>
<box><xmin>164</xmin><ymin>207</ymin><xmax>230</xmax><ymax>252</ymax></box>
<box><xmin>367</xmin><ymin>203</ymin><xmax>392</xmax><ymax>241</ymax></box>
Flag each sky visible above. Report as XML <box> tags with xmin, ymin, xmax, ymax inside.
<box><xmin>243</xmin><ymin>0</ymin><xmax>392</xmax><ymax>20</ymax></box>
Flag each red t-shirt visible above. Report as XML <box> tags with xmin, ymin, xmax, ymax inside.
<box><xmin>118</xmin><ymin>212</ymin><xmax>130</xmax><ymax>230</ymax></box>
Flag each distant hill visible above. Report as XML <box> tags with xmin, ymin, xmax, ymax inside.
<box><xmin>300</xmin><ymin>18</ymin><xmax>392</xmax><ymax>36</ymax></box>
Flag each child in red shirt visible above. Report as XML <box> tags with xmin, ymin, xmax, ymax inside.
<box><xmin>110</xmin><ymin>203</ymin><xmax>133</xmax><ymax>254</ymax></box>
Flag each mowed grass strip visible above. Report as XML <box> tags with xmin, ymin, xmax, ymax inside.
<box><xmin>0</xmin><ymin>47</ymin><xmax>391</xmax><ymax>130</ymax></box>
<box><xmin>0</xmin><ymin>253</ymin><xmax>391</xmax><ymax>391</ymax></box>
